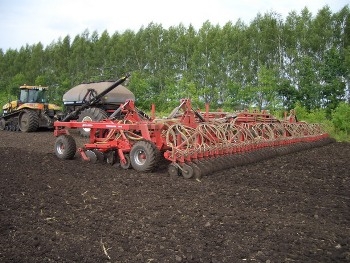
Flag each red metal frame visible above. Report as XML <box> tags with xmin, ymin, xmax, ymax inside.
<box><xmin>54</xmin><ymin>98</ymin><xmax>329</xmax><ymax>167</ymax></box>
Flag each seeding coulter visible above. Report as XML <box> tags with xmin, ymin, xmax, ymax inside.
<box><xmin>53</xmin><ymin>95</ymin><xmax>332</xmax><ymax>179</ymax></box>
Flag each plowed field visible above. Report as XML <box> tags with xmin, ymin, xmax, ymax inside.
<box><xmin>0</xmin><ymin>130</ymin><xmax>349</xmax><ymax>262</ymax></box>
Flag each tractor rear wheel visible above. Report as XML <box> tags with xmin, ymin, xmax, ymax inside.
<box><xmin>0</xmin><ymin>118</ymin><xmax>6</xmax><ymax>130</ymax></box>
<box><xmin>54</xmin><ymin>135</ymin><xmax>77</xmax><ymax>160</ymax></box>
<box><xmin>77</xmin><ymin>107</ymin><xmax>108</xmax><ymax>137</ymax></box>
<box><xmin>130</xmin><ymin>140</ymin><xmax>160</xmax><ymax>172</ymax></box>
<box><xmin>19</xmin><ymin>110</ymin><xmax>39</xmax><ymax>132</ymax></box>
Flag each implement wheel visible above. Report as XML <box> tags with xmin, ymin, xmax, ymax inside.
<box><xmin>181</xmin><ymin>163</ymin><xmax>194</xmax><ymax>179</ymax></box>
<box><xmin>54</xmin><ymin>135</ymin><xmax>77</xmax><ymax>160</ymax></box>
<box><xmin>78</xmin><ymin>107</ymin><xmax>108</xmax><ymax>137</ymax></box>
<box><xmin>85</xmin><ymin>150</ymin><xmax>97</xmax><ymax>163</ymax></box>
<box><xmin>189</xmin><ymin>162</ymin><xmax>202</xmax><ymax>179</ymax></box>
<box><xmin>92</xmin><ymin>150</ymin><xmax>105</xmax><ymax>162</ymax></box>
<box><xmin>130</xmin><ymin>141</ymin><xmax>160</xmax><ymax>172</ymax></box>
<box><xmin>106</xmin><ymin>151</ymin><xmax>116</xmax><ymax>165</ymax></box>
<box><xmin>120</xmin><ymin>154</ymin><xmax>131</xmax><ymax>169</ymax></box>
<box><xmin>168</xmin><ymin>163</ymin><xmax>179</xmax><ymax>177</ymax></box>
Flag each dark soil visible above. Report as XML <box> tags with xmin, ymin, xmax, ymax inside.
<box><xmin>0</xmin><ymin>130</ymin><xmax>349</xmax><ymax>263</ymax></box>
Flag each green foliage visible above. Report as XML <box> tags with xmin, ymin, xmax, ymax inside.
<box><xmin>293</xmin><ymin>103</ymin><xmax>328</xmax><ymax>124</ymax></box>
<box><xmin>9</xmin><ymin>73</ymin><xmax>26</xmax><ymax>98</ymax></box>
<box><xmin>35</xmin><ymin>75</ymin><xmax>48</xmax><ymax>86</ymax></box>
<box><xmin>0</xmin><ymin>4</ymin><xmax>349</xmax><ymax>140</ymax></box>
<box><xmin>0</xmin><ymin>90</ymin><xmax>7</xmax><ymax>109</ymax></box>
<box><xmin>293</xmin><ymin>102</ymin><xmax>309</xmax><ymax>121</ymax></box>
<box><xmin>332</xmin><ymin>102</ymin><xmax>350</xmax><ymax>139</ymax></box>
<box><xmin>294</xmin><ymin>102</ymin><xmax>350</xmax><ymax>141</ymax></box>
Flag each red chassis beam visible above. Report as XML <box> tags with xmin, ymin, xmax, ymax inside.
<box><xmin>54</xmin><ymin>119</ymin><xmax>171</xmax><ymax>151</ymax></box>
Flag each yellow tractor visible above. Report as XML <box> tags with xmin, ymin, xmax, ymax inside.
<box><xmin>0</xmin><ymin>85</ymin><xmax>62</xmax><ymax>132</ymax></box>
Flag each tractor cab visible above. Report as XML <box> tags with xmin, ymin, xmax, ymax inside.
<box><xmin>19</xmin><ymin>85</ymin><xmax>48</xmax><ymax>103</ymax></box>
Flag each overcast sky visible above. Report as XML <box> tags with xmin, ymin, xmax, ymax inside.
<box><xmin>0</xmin><ymin>0</ymin><xmax>348</xmax><ymax>51</ymax></box>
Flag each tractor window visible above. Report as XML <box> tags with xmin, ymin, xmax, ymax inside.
<box><xmin>19</xmin><ymin>89</ymin><xmax>29</xmax><ymax>102</ymax></box>
<box><xmin>28</xmin><ymin>90</ymin><xmax>37</xmax><ymax>102</ymax></box>
<box><xmin>36</xmin><ymin>89</ymin><xmax>47</xmax><ymax>103</ymax></box>
<box><xmin>19</xmin><ymin>88</ymin><xmax>48</xmax><ymax>103</ymax></box>
<box><xmin>28</xmin><ymin>89</ymin><xmax>47</xmax><ymax>103</ymax></box>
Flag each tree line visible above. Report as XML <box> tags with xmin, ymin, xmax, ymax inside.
<box><xmin>0</xmin><ymin>5</ymin><xmax>349</xmax><ymax>139</ymax></box>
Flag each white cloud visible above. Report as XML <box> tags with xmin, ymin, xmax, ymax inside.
<box><xmin>0</xmin><ymin>0</ymin><xmax>348</xmax><ymax>51</ymax></box>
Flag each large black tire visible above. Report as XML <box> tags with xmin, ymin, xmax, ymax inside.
<box><xmin>19</xmin><ymin>110</ymin><xmax>39</xmax><ymax>132</ymax></box>
<box><xmin>0</xmin><ymin>118</ymin><xmax>6</xmax><ymax>130</ymax></box>
<box><xmin>77</xmin><ymin>107</ymin><xmax>108</xmax><ymax>137</ymax></box>
<box><xmin>54</xmin><ymin>135</ymin><xmax>77</xmax><ymax>160</ymax></box>
<box><xmin>130</xmin><ymin>140</ymin><xmax>160</xmax><ymax>172</ymax></box>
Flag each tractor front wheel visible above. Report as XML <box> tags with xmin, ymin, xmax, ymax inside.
<box><xmin>130</xmin><ymin>141</ymin><xmax>160</xmax><ymax>172</ymax></box>
<box><xmin>54</xmin><ymin>135</ymin><xmax>77</xmax><ymax>160</ymax></box>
